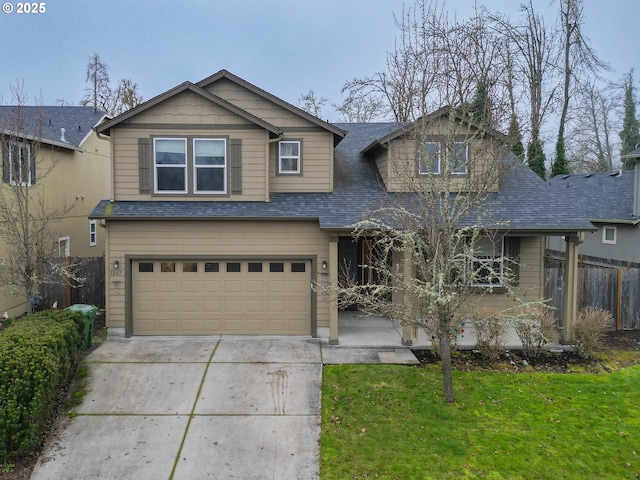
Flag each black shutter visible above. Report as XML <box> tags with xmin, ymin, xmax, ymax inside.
<box><xmin>2</xmin><ymin>144</ymin><xmax>9</xmax><ymax>183</ymax></box>
<box><xmin>230</xmin><ymin>139</ymin><xmax>242</xmax><ymax>195</ymax></box>
<box><xmin>504</xmin><ymin>237</ymin><xmax>521</xmax><ymax>286</ymax></box>
<box><xmin>138</xmin><ymin>138</ymin><xmax>151</xmax><ymax>194</ymax></box>
<box><xmin>29</xmin><ymin>145</ymin><xmax>36</xmax><ymax>185</ymax></box>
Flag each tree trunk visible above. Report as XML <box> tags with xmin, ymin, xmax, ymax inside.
<box><xmin>440</xmin><ymin>331</ymin><xmax>455</xmax><ymax>403</ymax></box>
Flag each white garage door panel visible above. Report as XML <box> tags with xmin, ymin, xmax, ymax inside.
<box><xmin>133</xmin><ymin>260</ymin><xmax>311</xmax><ymax>335</ymax></box>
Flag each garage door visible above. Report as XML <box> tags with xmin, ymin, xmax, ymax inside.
<box><xmin>132</xmin><ymin>259</ymin><xmax>311</xmax><ymax>335</ymax></box>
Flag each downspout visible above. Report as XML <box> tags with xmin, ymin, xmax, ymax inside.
<box><xmin>96</xmin><ymin>130</ymin><xmax>115</xmax><ymax>203</ymax></box>
<box><xmin>266</xmin><ymin>131</ymin><xmax>283</xmax><ymax>203</ymax></box>
<box><xmin>633</xmin><ymin>157</ymin><xmax>640</xmax><ymax>218</ymax></box>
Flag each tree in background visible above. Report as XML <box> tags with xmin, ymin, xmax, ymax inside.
<box><xmin>0</xmin><ymin>86</ymin><xmax>81</xmax><ymax>313</ymax></box>
<box><xmin>620</xmin><ymin>70</ymin><xmax>640</xmax><ymax>169</ymax></box>
<box><xmin>508</xmin><ymin>115</ymin><xmax>525</xmax><ymax>160</ymax></box>
<box><xmin>527</xmin><ymin>136</ymin><xmax>547</xmax><ymax>179</ymax></box>
<box><xmin>297</xmin><ymin>90</ymin><xmax>328</xmax><ymax>118</ymax></box>
<box><xmin>81</xmin><ymin>53</ymin><xmax>142</xmax><ymax>116</ymax></box>
<box><xmin>334</xmin><ymin>93</ymin><xmax>386</xmax><ymax>123</ymax></box>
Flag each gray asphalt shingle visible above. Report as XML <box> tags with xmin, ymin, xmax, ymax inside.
<box><xmin>90</xmin><ymin>123</ymin><xmax>594</xmax><ymax>232</ymax></box>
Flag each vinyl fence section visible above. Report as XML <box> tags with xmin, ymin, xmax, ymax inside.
<box><xmin>39</xmin><ymin>256</ymin><xmax>105</xmax><ymax>309</ymax></box>
<box><xmin>545</xmin><ymin>252</ymin><xmax>640</xmax><ymax>330</ymax></box>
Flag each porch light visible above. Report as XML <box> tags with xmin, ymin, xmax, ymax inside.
<box><xmin>113</xmin><ymin>260</ymin><xmax>120</xmax><ymax>269</ymax></box>
<box><xmin>322</xmin><ymin>260</ymin><xmax>327</xmax><ymax>269</ymax></box>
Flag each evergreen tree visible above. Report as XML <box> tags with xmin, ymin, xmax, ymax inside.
<box><xmin>469</xmin><ymin>80</ymin><xmax>491</xmax><ymax>126</ymax></box>
<box><xmin>551</xmin><ymin>125</ymin><xmax>570</xmax><ymax>177</ymax></box>
<box><xmin>620</xmin><ymin>71</ymin><xmax>640</xmax><ymax>169</ymax></box>
<box><xmin>507</xmin><ymin>115</ymin><xmax>525</xmax><ymax>160</ymax></box>
<box><xmin>527</xmin><ymin>134</ymin><xmax>547</xmax><ymax>180</ymax></box>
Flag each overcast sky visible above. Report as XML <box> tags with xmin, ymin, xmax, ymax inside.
<box><xmin>0</xmin><ymin>0</ymin><xmax>638</xmax><ymax>125</ymax></box>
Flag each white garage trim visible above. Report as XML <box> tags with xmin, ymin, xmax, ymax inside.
<box><xmin>124</xmin><ymin>254</ymin><xmax>317</xmax><ymax>337</ymax></box>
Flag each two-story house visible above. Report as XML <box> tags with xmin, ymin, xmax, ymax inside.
<box><xmin>0</xmin><ymin>106</ymin><xmax>111</xmax><ymax>316</ymax></box>
<box><xmin>91</xmin><ymin>70</ymin><xmax>592</xmax><ymax>343</ymax></box>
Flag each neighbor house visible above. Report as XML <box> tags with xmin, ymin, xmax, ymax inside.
<box><xmin>546</xmin><ymin>151</ymin><xmax>640</xmax><ymax>264</ymax></box>
<box><xmin>90</xmin><ymin>70</ymin><xmax>592</xmax><ymax>343</ymax></box>
<box><xmin>0</xmin><ymin>106</ymin><xmax>111</xmax><ymax>316</ymax></box>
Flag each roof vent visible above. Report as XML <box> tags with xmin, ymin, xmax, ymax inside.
<box><xmin>60</xmin><ymin>128</ymin><xmax>66</xmax><ymax>143</ymax></box>
<box><xmin>610</xmin><ymin>169</ymin><xmax>622</xmax><ymax>177</ymax></box>
<box><xmin>562</xmin><ymin>174</ymin><xmax>571</xmax><ymax>179</ymax></box>
<box><xmin>584</xmin><ymin>173</ymin><xmax>592</xmax><ymax>178</ymax></box>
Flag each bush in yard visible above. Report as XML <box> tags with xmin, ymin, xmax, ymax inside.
<box><xmin>469</xmin><ymin>307</ymin><xmax>507</xmax><ymax>361</ymax></box>
<box><xmin>0</xmin><ymin>310</ymin><xmax>82</xmax><ymax>463</ymax></box>
<box><xmin>571</xmin><ymin>307</ymin><xmax>613</xmax><ymax>359</ymax></box>
<box><xmin>509</xmin><ymin>307</ymin><xmax>557</xmax><ymax>359</ymax></box>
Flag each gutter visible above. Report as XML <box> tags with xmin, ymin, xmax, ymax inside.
<box><xmin>589</xmin><ymin>218</ymin><xmax>640</xmax><ymax>226</ymax></box>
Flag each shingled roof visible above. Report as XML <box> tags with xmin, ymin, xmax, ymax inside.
<box><xmin>90</xmin><ymin>123</ymin><xmax>594</xmax><ymax>233</ymax></box>
<box><xmin>0</xmin><ymin>106</ymin><xmax>107</xmax><ymax>150</ymax></box>
<box><xmin>547</xmin><ymin>170</ymin><xmax>639</xmax><ymax>224</ymax></box>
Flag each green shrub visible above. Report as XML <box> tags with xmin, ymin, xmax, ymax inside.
<box><xmin>0</xmin><ymin>310</ymin><xmax>82</xmax><ymax>462</ymax></box>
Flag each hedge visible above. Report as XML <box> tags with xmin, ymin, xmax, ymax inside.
<box><xmin>0</xmin><ymin>310</ymin><xmax>83</xmax><ymax>462</ymax></box>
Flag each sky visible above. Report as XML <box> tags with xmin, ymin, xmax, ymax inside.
<box><xmin>0</xmin><ymin>0</ymin><xmax>638</xmax><ymax>126</ymax></box>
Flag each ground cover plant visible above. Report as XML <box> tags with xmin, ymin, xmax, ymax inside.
<box><xmin>321</xmin><ymin>361</ymin><xmax>640</xmax><ymax>479</ymax></box>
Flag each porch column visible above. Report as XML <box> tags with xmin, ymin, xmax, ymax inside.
<box><xmin>562</xmin><ymin>232</ymin><xmax>583</xmax><ymax>343</ymax></box>
<box><xmin>400</xmin><ymin>249</ymin><xmax>414</xmax><ymax>346</ymax></box>
<box><xmin>328</xmin><ymin>234</ymin><xmax>339</xmax><ymax>345</ymax></box>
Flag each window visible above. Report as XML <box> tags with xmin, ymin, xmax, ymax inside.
<box><xmin>471</xmin><ymin>237</ymin><xmax>504</xmax><ymax>287</ymax></box>
<box><xmin>58</xmin><ymin>237</ymin><xmax>70</xmax><ymax>257</ymax></box>
<box><xmin>291</xmin><ymin>262</ymin><xmax>306</xmax><ymax>273</ymax></box>
<box><xmin>183</xmin><ymin>262</ymin><xmax>198</xmax><ymax>272</ymax></box>
<box><xmin>204</xmin><ymin>262</ymin><xmax>220</xmax><ymax>272</ymax></box>
<box><xmin>248</xmin><ymin>262</ymin><xmax>263</xmax><ymax>272</ymax></box>
<box><xmin>139</xmin><ymin>262</ymin><xmax>154</xmax><ymax>273</ymax></box>
<box><xmin>417</xmin><ymin>141</ymin><xmax>468</xmax><ymax>175</ymax></box>
<box><xmin>279</xmin><ymin>140</ymin><xmax>301</xmax><ymax>174</ymax></box>
<box><xmin>154</xmin><ymin>138</ymin><xmax>187</xmax><ymax>193</ymax></box>
<box><xmin>270</xmin><ymin>262</ymin><xmax>284</xmax><ymax>273</ymax></box>
<box><xmin>194</xmin><ymin>139</ymin><xmax>226</xmax><ymax>193</ymax></box>
<box><xmin>418</xmin><ymin>142</ymin><xmax>440</xmax><ymax>174</ymax></box>
<box><xmin>602</xmin><ymin>226</ymin><xmax>617</xmax><ymax>244</ymax></box>
<box><xmin>226</xmin><ymin>262</ymin><xmax>241</xmax><ymax>273</ymax></box>
<box><xmin>161</xmin><ymin>262</ymin><xmax>176</xmax><ymax>272</ymax></box>
<box><xmin>89</xmin><ymin>220</ymin><xmax>97</xmax><ymax>247</ymax></box>
<box><xmin>8</xmin><ymin>142</ymin><xmax>32</xmax><ymax>186</ymax></box>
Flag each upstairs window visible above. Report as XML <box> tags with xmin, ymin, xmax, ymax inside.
<box><xmin>417</xmin><ymin>140</ymin><xmax>468</xmax><ymax>175</ymax></box>
<box><xmin>194</xmin><ymin>139</ymin><xmax>226</xmax><ymax>193</ymax></box>
<box><xmin>2</xmin><ymin>142</ymin><xmax>34</xmax><ymax>186</ymax></box>
<box><xmin>278</xmin><ymin>140</ymin><xmax>301</xmax><ymax>174</ymax></box>
<box><xmin>602</xmin><ymin>226</ymin><xmax>616</xmax><ymax>244</ymax></box>
<box><xmin>154</xmin><ymin>138</ymin><xmax>187</xmax><ymax>193</ymax></box>
<box><xmin>89</xmin><ymin>220</ymin><xmax>97</xmax><ymax>247</ymax></box>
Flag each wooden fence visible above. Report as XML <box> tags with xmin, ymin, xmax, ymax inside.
<box><xmin>39</xmin><ymin>256</ymin><xmax>105</xmax><ymax>309</ymax></box>
<box><xmin>545</xmin><ymin>251</ymin><xmax>640</xmax><ymax>330</ymax></box>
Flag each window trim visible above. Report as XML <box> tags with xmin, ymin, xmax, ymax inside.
<box><xmin>602</xmin><ymin>225</ymin><xmax>617</xmax><ymax>245</ymax></box>
<box><xmin>470</xmin><ymin>237</ymin><xmax>504</xmax><ymax>288</ymax></box>
<box><xmin>193</xmin><ymin>138</ymin><xmax>227</xmax><ymax>194</ymax></box>
<box><xmin>418</xmin><ymin>141</ymin><xmax>441</xmax><ymax>175</ymax></box>
<box><xmin>9</xmin><ymin>141</ymin><xmax>32</xmax><ymax>186</ymax></box>
<box><xmin>417</xmin><ymin>139</ymin><xmax>469</xmax><ymax>176</ymax></box>
<box><xmin>153</xmin><ymin>137</ymin><xmax>187</xmax><ymax>194</ymax></box>
<box><xmin>58</xmin><ymin>237</ymin><xmax>70</xmax><ymax>257</ymax></box>
<box><xmin>278</xmin><ymin>140</ymin><xmax>302</xmax><ymax>175</ymax></box>
<box><xmin>89</xmin><ymin>220</ymin><xmax>97</xmax><ymax>247</ymax></box>
<box><xmin>450</xmin><ymin>141</ymin><xmax>469</xmax><ymax>175</ymax></box>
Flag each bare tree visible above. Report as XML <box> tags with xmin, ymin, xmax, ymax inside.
<box><xmin>80</xmin><ymin>53</ymin><xmax>142</xmax><ymax>115</ymax></box>
<box><xmin>0</xmin><ymin>85</ymin><xmax>81</xmax><ymax>313</ymax></box>
<box><xmin>334</xmin><ymin>93</ymin><xmax>387</xmax><ymax>123</ymax></box>
<box><xmin>297</xmin><ymin>90</ymin><xmax>327</xmax><ymax>118</ymax></box>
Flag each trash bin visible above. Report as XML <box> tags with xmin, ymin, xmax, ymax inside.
<box><xmin>66</xmin><ymin>304</ymin><xmax>98</xmax><ymax>350</ymax></box>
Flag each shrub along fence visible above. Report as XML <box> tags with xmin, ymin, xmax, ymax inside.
<box><xmin>545</xmin><ymin>250</ymin><xmax>640</xmax><ymax>330</ymax></box>
<box><xmin>39</xmin><ymin>256</ymin><xmax>105</xmax><ymax>309</ymax></box>
<box><xmin>0</xmin><ymin>310</ymin><xmax>83</xmax><ymax>462</ymax></box>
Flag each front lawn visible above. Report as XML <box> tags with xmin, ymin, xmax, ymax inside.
<box><xmin>321</xmin><ymin>364</ymin><xmax>640</xmax><ymax>479</ymax></box>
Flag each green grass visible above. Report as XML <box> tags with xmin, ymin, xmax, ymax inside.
<box><xmin>321</xmin><ymin>364</ymin><xmax>640</xmax><ymax>479</ymax></box>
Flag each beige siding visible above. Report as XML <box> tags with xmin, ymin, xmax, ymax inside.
<box><xmin>269</xmin><ymin>131</ymin><xmax>334</xmax><ymax>192</ymax></box>
<box><xmin>112</xmin><ymin>127</ymin><xmax>268</xmax><ymax>201</ymax></box>
<box><xmin>205</xmin><ymin>78</ymin><xmax>318</xmax><ymax>128</ymax></box>
<box><xmin>373</xmin><ymin>149</ymin><xmax>389</xmax><ymax>188</ymax></box>
<box><xmin>384</xmin><ymin>117</ymin><xmax>500</xmax><ymax>193</ymax></box>
<box><xmin>106</xmin><ymin>220</ymin><xmax>330</xmax><ymax>329</ymax></box>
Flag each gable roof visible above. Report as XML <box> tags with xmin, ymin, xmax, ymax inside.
<box><xmin>95</xmin><ymin>82</ymin><xmax>282</xmax><ymax>136</ymax></box>
<box><xmin>0</xmin><ymin>106</ymin><xmax>107</xmax><ymax>151</ymax></box>
<box><xmin>622</xmin><ymin>146</ymin><xmax>640</xmax><ymax>158</ymax></box>
<box><xmin>547</xmin><ymin>171</ymin><xmax>640</xmax><ymax>225</ymax></box>
<box><xmin>196</xmin><ymin>69</ymin><xmax>346</xmax><ymax>143</ymax></box>
<box><xmin>91</xmin><ymin>122</ymin><xmax>593</xmax><ymax>234</ymax></box>
<box><xmin>360</xmin><ymin>106</ymin><xmax>507</xmax><ymax>155</ymax></box>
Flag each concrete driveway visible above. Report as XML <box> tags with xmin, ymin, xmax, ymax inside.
<box><xmin>30</xmin><ymin>336</ymin><xmax>323</xmax><ymax>480</ymax></box>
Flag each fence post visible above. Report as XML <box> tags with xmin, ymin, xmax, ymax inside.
<box><xmin>617</xmin><ymin>268</ymin><xmax>622</xmax><ymax>331</ymax></box>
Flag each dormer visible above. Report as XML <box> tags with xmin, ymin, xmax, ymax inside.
<box><xmin>361</xmin><ymin>107</ymin><xmax>505</xmax><ymax>193</ymax></box>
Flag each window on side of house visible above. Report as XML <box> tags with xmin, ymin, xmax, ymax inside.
<box><xmin>154</xmin><ymin>138</ymin><xmax>187</xmax><ymax>193</ymax></box>
<box><xmin>418</xmin><ymin>142</ymin><xmax>441</xmax><ymax>175</ymax></box>
<box><xmin>278</xmin><ymin>140</ymin><xmax>301</xmax><ymax>174</ymax></box>
<box><xmin>89</xmin><ymin>220</ymin><xmax>97</xmax><ymax>247</ymax></box>
<box><xmin>602</xmin><ymin>226</ymin><xmax>617</xmax><ymax>244</ymax></box>
<box><xmin>449</xmin><ymin>142</ymin><xmax>469</xmax><ymax>175</ymax></box>
<box><xmin>8</xmin><ymin>142</ymin><xmax>32</xmax><ymax>186</ymax></box>
<box><xmin>194</xmin><ymin>138</ymin><xmax>226</xmax><ymax>194</ymax></box>
<box><xmin>471</xmin><ymin>237</ymin><xmax>504</xmax><ymax>287</ymax></box>
<box><xmin>58</xmin><ymin>237</ymin><xmax>70</xmax><ymax>257</ymax></box>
